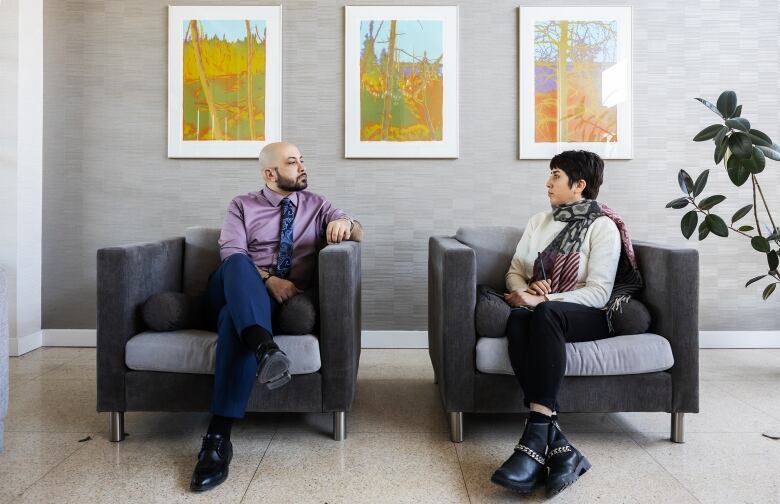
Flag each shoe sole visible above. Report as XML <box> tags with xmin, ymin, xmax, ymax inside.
<box><xmin>257</xmin><ymin>352</ymin><xmax>291</xmax><ymax>389</ymax></box>
<box><xmin>190</xmin><ymin>451</ymin><xmax>233</xmax><ymax>492</ymax></box>
<box><xmin>547</xmin><ymin>455</ymin><xmax>591</xmax><ymax>497</ymax></box>
<box><xmin>490</xmin><ymin>471</ymin><xmax>544</xmax><ymax>494</ymax></box>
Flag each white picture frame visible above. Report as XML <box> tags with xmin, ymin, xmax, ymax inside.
<box><xmin>345</xmin><ymin>6</ymin><xmax>459</xmax><ymax>158</ymax></box>
<box><xmin>518</xmin><ymin>6</ymin><xmax>632</xmax><ymax>159</ymax></box>
<box><xmin>167</xmin><ymin>5</ymin><xmax>282</xmax><ymax>158</ymax></box>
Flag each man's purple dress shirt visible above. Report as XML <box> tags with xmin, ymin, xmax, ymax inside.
<box><xmin>218</xmin><ymin>186</ymin><xmax>349</xmax><ymax>290</ymax></box>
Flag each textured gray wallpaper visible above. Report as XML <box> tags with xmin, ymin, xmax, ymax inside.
<box><xmin>43</xmin><ymin>0</ymin><xmax>780</xmax><ymax>330</ymax></box>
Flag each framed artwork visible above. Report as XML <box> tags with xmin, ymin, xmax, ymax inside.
<box><xmin>345</xmin><ymin>6</ymin><xmax>459</xmax><ymax>158</ymax></box>
<box><xmin>519</xmin><ymin>6</ymin><xmax>632</xmax><ymax>159</ymax></box>
<box><xmin>167</xmin><ymin>6</ymin><xmax>282</xmax><ymax>158</ymax></box>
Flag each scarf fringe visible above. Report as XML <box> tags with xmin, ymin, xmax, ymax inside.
<box><xmin>604</xmin><ymin>294</ymin><xmax>632</xmax><ymax>334</ymax></box>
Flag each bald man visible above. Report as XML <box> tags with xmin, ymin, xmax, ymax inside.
<box><xmin>190</xmin><ymin>142</ymin><xmax>363</xmax><ymax>492</ymax></box>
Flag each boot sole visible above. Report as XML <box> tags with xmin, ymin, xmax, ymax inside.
<box><xmin>190</xmin><ymin>451</ymin><xmax>233</xmax><ymax>492</ymax></box>
<box><xmin>547</xmin><ymin>455</ymin><xmax>591</xmax><ymax>496</ymax></box>
<box><xmin>490</xmin><ymin>471</ymin><xmax>544</xmax><ymax>494</ymax></box>
<box><xmin>257</xmin><ymin>352</ymin><xmax>291</xmax><ymax>389</ymax></box>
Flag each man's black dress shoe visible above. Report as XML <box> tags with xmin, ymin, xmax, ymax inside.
<box><xmin>545</xmin><ymin>421</ymin><xmax>591</xmax><ymax>496</ymax></box>
<box><xmin>190</xmin><ymin>433</ymin><xmax>233</xmax><ymax>492</ymax></box>
<box><xmin>490</xmin><ymin>420</ymin><xmax>550</xmax><ymax>494</ymax></box>
<box><xmin>256</xmin><ymin>341</ymin><xmax>291</xmax><ymax>390</ymax></box>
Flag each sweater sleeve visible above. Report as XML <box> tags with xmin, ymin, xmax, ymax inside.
<box><xmin>546</xmin><ymin>217</ymin><xmax>621</xmax><ymax>308</ymax></box>
<box><xmin>505</xmin><ymin>216</ymin><xmax>535</xmax><ymax>293</ymax></box>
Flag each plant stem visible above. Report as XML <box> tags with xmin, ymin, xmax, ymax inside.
<box><xmin>753</xmin><ymin>176</ymin><xmax>777</xmax><ymax>234</ymax></box>
<box><xmin>690</xmin><ymin>199</ymin><xmax>753</xmax><ymax>238</ymax></box>
<box><xmin>752</xmin><ymin>176</ymin><xmax>763</xmax><ymax>238</ymax></box>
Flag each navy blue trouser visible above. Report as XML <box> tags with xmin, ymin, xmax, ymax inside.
<box><xmin>206</xmin><ymin>253</ymin><xmax>278</xmax><ymax>418</ymax></box>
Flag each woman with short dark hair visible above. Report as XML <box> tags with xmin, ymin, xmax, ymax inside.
<box><xmin>490</xmin><ymin>150</ymin><xmax>642</xmax><ymax>496</ymax></box>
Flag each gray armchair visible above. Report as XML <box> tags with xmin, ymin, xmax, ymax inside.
<box><xmin>428</xmin><ymin>226</ymin><xmax>699</xmax><ymax>443</ymax></box>
<box><xmin>97</xmin><ymin>227</ymin><xmax>361</xmax><ymax>442</ymax></box>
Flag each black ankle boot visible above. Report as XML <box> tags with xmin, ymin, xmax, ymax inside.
<box><xmin>255</xmin><ymin>341</ymin><xmax>291</xmax><ymax>390</ymax></box>
<box><xmin>190</xmin><ymin>433</ymin><xmax>233</xmax><ymax>492</ymax></box>
<box><xmin>545</xmin><ymin>421</ymin><xmax>591</xmax><ymax>496</ymax></box>
<box><xmin>490</xmin><ymin>419</ymin><xmax>550</xmax><ymax>494</ymax></box>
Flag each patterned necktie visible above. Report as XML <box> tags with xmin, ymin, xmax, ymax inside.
<box><xmin>275</xmin><ymin>197</ymin><xmax>294</xmax><ymax>278</ymax></box>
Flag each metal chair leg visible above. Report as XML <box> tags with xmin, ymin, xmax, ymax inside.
<box><xmin>333</xmin><ymin>411</ymin><xmax>346</xmax><ymax>441</ymax></box>
<box><xmin>671</xmin><ymin>412</ymin><xmax>685</xmax><ymax>443</ymax></box>
<box><xmin>449</xmin><ymin>412</ymin><xmax>464</xmax><ymax>443</ymax></box>
<box><xmin>109</xmin><ymin>412</ymin><xmax>125</xmax><ymax>442</ymax></box>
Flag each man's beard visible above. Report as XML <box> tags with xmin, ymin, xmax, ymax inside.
<box><xmin>276</xmin><ymin>173</ymin><xmax>308</xmax><ymax>191</ymax></box>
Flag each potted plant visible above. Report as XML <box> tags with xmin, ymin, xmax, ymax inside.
<box><xmin>667</xmin><ymin>90</ymin><xmax>780</xmax><ymax>299</ymax></box>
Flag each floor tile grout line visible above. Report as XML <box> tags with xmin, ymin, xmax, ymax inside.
<box><xmin>452</xmin><ymin>443</ymin><xmax>473</xmax><ymax>504</ymax></box>
<box><xmin>626</xmin><ymin>432</ymin><xmax>704</xmax><ymax>504</ymax></box>
<box><xmin>10</xmin><ymin>432</ymin><xmax>94</xmax><ymax>502</ymax></box>
<box><xmin>239</xmin><ymin>429</ymin><xmax>277</xmax><ymax>504</ymax></box>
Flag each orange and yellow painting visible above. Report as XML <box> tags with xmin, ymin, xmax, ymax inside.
<box><xmin>534</xmin><ymin>20</ymin><xmax>617</xmax><ymax>143</ymax></box>
<box><xmin>182</xmin><ymin>20</ymin><xmax>266</xmax><ymax>141</ymax></box>
<box><xmin>360</xmin><ymin>20</ymin><xmax>443</xmax><ymax>142</ymax></box>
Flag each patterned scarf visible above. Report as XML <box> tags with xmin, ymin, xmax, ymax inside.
<box><xmin>530</xmin><ymin>199</ymin><xmax>643</xmax><ymax>333</ymax></box>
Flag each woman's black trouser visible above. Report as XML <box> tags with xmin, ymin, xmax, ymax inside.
<box><xmin>505</xmin><ymin>301</ymin><xmax>611</xmax><ymax>412</ymax></box>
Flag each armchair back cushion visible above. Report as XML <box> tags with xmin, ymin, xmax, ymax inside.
<box><xmin>455</xmin><ymin>226</ymin><xmax>524</xmax><ymax>292</ymax></box>
<box><xmin>183</xmin><ymin>227</ymin><xmax>222</xmax><ymax>297</ymax></box>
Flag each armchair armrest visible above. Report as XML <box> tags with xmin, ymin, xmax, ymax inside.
<box><xmin>428</xmin><ymin>236</ymin><xmax>477</xmax><ymax>412</ymax></box>
<box><xmin>318</xmin><ymin>241</ymin><xmax>361</xmax><ymax>412</ymax></box>
<box><xmin>633</xmin><ymin>241</ymin><xmax>699</xmax><ymax>413</ymax></box>
<box><xmin>96</xmin><ymin>237</ymin><xmax>184</xmax><ymax>412</ymax></box>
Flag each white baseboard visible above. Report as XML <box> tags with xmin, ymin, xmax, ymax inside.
<box><xmin>8</xmin><ymin>329</ymin><xmax>780</xmax><ymax>352</ymax></box>
<box><xmin>8</xmin><ymin>330</ymin><xmax>43</xmax><ymax>356</ymax></box>
<box><xmin>361</xmin><ymin>330</ymin><xmax>428</xmax><ymax>348</ymax></box>
<box><xmin>699</xmin><ymin>330</ymin><xmax>780</xmax><ymax>348</ymax></box>
<box><xmin>42</xmin><ymin>329</ymin><xmax>96</xmax><ymax>347</ymax></box>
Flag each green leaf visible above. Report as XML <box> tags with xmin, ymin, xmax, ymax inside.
<box><xmin>716</xmin><ymin>90</ymin><xmax>738</xmax><ymax>118</ymax></box>
<box><xmin>768</xmin><ymin>250</ymin><xmax>779</xmax><ymax>272</ymax></box>
<box><xmin>713</xmin><ymin>126</ymin><xmax>729</xmax><ymax>146</ymax></box>
<box><xmin>699</xmin><ymin>194</ymin><xmax>726</xmax><ymax>210</ymax></box>
<box><xmin>727</xmin><ymin>155</ymin><xmax>750</xmax><ymax>186</ymax></box>
<box><xmin>698</xmin><ymin>220</ymin><xmax>710</xmax><ymax>240</ymax></box>
<box><xmin>693</xmin><ymin>170</ymin><xmax>709</xmax><ymax>197</ymax></box>
<box><xmin>731</xmin><ymin>204</ymin><xmax>753</xmax><ymax>223</ymax></box>
<box><xmin>733</xmin><ymin>104</ymin><xmax>742</xmax><ymax>117</ymax></box>
<box><xmin>738</xmin><ymin>225</ymin><xmax>755</xmax><ymax>232</ymax></box>
<box><xmin>749</xmin><ymin>129</ymin><xmax>773</xmax><ymax>147</ymax></box>
<box><xmin>714</xmin><ymin>140</ymin><xmax>728</xmax><ymax>164</ymax></box>
<box><xmin>762</xmin><ymin>283</ymin><xmax>776</xmax><ymax>300</ymax></box>
<box><xmin>695</xmin><ymin>97</ymin><xmax>724</xmax><ymax>118</ymax></box>
<box><xmin>725</xmin><ymin>117</ymin><xmax>751</xmax><ymax>132</ymax></box>
<box><xmin>666</xmin><ymin>197</ymin><xmax>690</xmax><ymax>209</ymax></box>
<box><xmin>694</xmin><ymin>124</ymin><xmax>725</xmax><ymax>141</ymax></box>
<box><xmin>752</xmin><ymin>236</ymin><xmax>771</xmax><ymax>253</ymax></box>
<box><xmin>678</xmin><ymin>170</ymin><xmax>694</xmax><ymax>194</ymax></box>
<box><xmin>681</xmin><ymin>211</ymin><xmax>698</xmax><ymax>239</ymax></box>
<box><xmin>729</xmin><ymin>132</ymin><xmax>753</xmax><ymax>158</ymax></box>
<box><xmin>741</xmin><ymin>148</ymin><xmax>765</xmax><ymax>175</ymax></box>
<box><xmin>757</xmin><ymin>143</ymin><xmax>780</xmax><ymax>161</ymax></box>
<box><xmin>705</xmin><ymin>214</ymin><xmax>729</xmax><ymax>237</ymax></box>
<box><xmin>745</xmin><ymin>274</ymin><xmax>766</xmax><ymax>287</ymax></box>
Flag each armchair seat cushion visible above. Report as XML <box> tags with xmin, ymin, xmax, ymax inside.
<box><xmin>475</xmin><ymin>333</ymin><xmax>674</xmax><ymax>376</ymax></box>
<box><xmin>125</xmin><ymin>330</ymin><xmax>321</xmax><ymax>375</ymax></box>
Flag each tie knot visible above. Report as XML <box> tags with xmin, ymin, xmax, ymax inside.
<box><xmin>281</xmin><ymin>197</ymin><xmax>291</xmax><ymax>207</ymax></box>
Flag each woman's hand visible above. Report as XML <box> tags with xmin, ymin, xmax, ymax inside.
<box><xmin>504</xmin><ymin>290</ymin><xmax>545</xmax><ymax>308</ymax></box>
<box><xmin>527</xmin><ymin>279</ymin><xmax>551</xmax><ymax>296</ymax></box>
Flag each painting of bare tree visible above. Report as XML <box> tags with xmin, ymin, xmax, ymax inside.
<box><xmin>519</xmin><ymin>7</ymin><xmax>632</xmax><ymax>159</ymax></box>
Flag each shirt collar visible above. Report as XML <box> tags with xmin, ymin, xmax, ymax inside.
<box><xmin>261</xmin><ymin>186</ymin><xmax>299</xmax><ymax>208</ymax></box>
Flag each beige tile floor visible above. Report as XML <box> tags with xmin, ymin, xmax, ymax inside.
<box><xmin>1</xmin><ymin>347</ymin><xmax>779</xmax><ymax>503</ymax></box>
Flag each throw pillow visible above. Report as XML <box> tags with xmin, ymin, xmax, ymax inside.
<box><xmin>475</xmin><ymin>285</ymin><xmax>512</xmax><ymax>337</ymax></box>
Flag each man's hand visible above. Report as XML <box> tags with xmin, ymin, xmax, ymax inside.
<box><xmin>504</xmin><ymin>289</ymin><xmax>545</xmax><ymax>308</ymax></box>
<box><xmin>326</xmin><ymin>219</ymin><xmax>352</xmax><ymax>244</ymax></box>
<box><xmin>526</xmin><ymin>279</ymin><xmax>551</xmax><ymax>296</ymax></box>
<box><xmin>265</xmin><ymin>276</ymin><xmax>303</xmax><ymax>303</ymax></box>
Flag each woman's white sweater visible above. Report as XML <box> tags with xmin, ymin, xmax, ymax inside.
<box><xmin>505</xmin><ymin>210</ymin><xmax>622</xmax><ymax>308</ymax></box>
